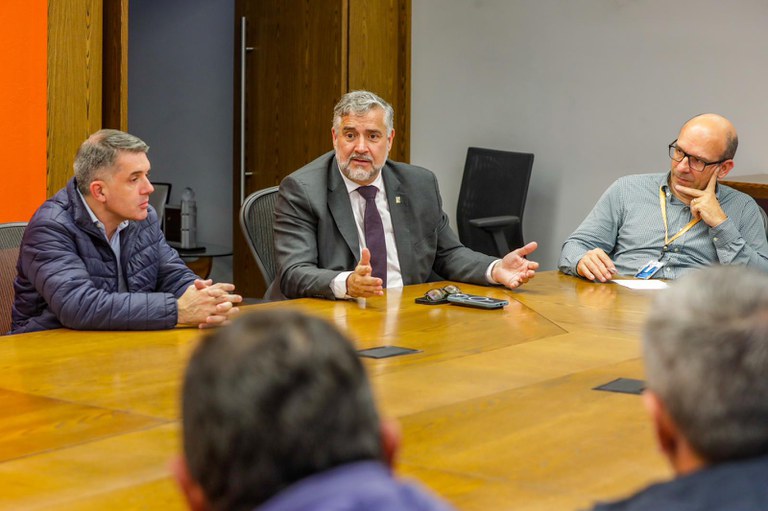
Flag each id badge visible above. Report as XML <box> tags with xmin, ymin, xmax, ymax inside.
<box><xmin>635</xmin><ymin>260</ymin><xmax>665</xmax><ymax>280</ymax></box>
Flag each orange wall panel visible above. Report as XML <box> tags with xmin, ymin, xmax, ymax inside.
<box><xmin>0</xmin><ymin>0</ymin><xmax>48</xmax><ymax>223</ymax></box>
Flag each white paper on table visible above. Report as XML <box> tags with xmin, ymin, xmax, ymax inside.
<box><xmin>611</xmin><ymin>279</ymin><xmax>669</xmax><ymax>290</ymax></box>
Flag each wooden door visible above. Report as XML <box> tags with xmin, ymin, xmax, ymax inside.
<box><xmin>348</xmin><ymin>0</ymin><xmax>411</xmax><ymax>160</ymax></box>
<box><xmin>233</xmin><ymin>0</ymin><xmax>410</xmax><ymax>298</ymax></box>
<box><xmin>47</xmin><ymin>0</ymin><xmax>128</xmax><ymax>198</ymax></box>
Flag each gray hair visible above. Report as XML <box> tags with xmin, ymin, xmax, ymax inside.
<box><xmin>723</xmin><ymin>131</ymin><xmax>739</xmax><ymax>161</ymax></box>
<box><xmin>643</xmin><ymin>265</ymin><xmax>768</xmax><ymax>462</ymax></box>
<box><xmin>73</xmin><ymin>129</ymin><xmax>149</xmax><ymax>195</ymax></box>
<box><xmin>332</xmin><ymin>90</ymin><xmax>394</xmax><ymax>136</ymax></box>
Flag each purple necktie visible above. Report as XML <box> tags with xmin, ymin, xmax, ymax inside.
<box><xmin>357</xmin><ymin>185</ymin><xmax>387</xmax><ymax>287</ymax></box>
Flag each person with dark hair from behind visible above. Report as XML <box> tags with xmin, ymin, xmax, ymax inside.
<box><xmin>173</xmin><ymin>309</ymin><xmax>455</xmax><ymax>511</ymax></box>
<box><xmin>588</xmin><ymin>265</ymin><xmax>768</xmax><ymax>511</ymax></box>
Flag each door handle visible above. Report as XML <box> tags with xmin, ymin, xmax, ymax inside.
<box><xmin>240</xmin><ymin>16</ymin><xmax>254</xmax><ymax>205</ymax></box>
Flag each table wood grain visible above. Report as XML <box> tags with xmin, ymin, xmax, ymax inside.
<box><xmin>0</xmin><ymin>272</ymin><xmax>670</xmax><ymax>510</ymax></box>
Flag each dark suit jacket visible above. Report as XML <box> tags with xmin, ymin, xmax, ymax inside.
<box><xmin>267</xmin><ymin>151</ymin><xmax>496</xmax><ymax>300</ymax></box>
<box><xmin>589</xmin><ymin>454</ymin><xmax>768</xmax><ymax>511</ymax></box>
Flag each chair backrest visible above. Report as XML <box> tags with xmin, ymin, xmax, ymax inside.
<box><xmin>457</xmin><ymin>147</ymin><xmax>534</xmax><ymax>256</ymax></box>
<box><xmin>149</xmin><ymin>182</ymin><xmax>171</xmax><ymax>231</ymax></box>
<box><xmin>0</xmin><ymin>222</ymin><xmax>26</xmax><ymax>334</ymax></box>
<box><xmin>240</xmin><ymin>186</ymin><xmax>280</xmax><ymax>287</ymax></box>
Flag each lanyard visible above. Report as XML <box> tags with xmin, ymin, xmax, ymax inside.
<box><xmin>658</xmin><ymin>187</ymin><xmax>699</xmax><ymax>254</ymax></box>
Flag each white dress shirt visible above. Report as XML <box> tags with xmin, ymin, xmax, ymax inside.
<box><xmin>331</xmin><ymin>168</ymin><xmax>404</xmax><ymax>298</ymax></box>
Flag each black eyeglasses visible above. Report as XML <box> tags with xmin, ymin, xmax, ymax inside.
<box><xmin>423</xmin><ymin>285</ymin><xmax>462</xmax><ymax>304</ymax></box>
<box><xmin>668</xmin><ymin>139</ymin><xmax>729</xmax><ymax>172</ymax></box>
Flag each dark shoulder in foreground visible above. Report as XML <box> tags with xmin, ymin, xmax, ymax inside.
<box><xmin>589</xmin><ymin>454</ymin><xmax>768</xmax><ymax>511</ymax></box>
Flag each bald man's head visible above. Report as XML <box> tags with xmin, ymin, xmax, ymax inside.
<box><xmin>680</xmin><ymin>114</ymin><xmax>738</xmax><ymax>161</ymax></box>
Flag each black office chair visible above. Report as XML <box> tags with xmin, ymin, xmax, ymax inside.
<box><xmin>457</xmin><ymin>147</ymin><xmax>534</xmax><ymax>257</ymax></box>
<box><xmin>149</xmin><ymin>182</ymin><xmax>171</xmax><ymax>231</ymax></box>
<box><xmin>240</xmin><ymin>186</ymin><xmax>279</xmax><ymax>288</ymax></box>
<box><xmin>0</xmin><ymin>222</ymin><xmax>26</xmax><ymax>334</ymax></box>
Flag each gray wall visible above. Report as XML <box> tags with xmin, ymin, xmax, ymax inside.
<box><xmin>129</xmin><ymin>0</ymin><xmax>234</xmax><ymax>282</ymax></box>
<box><xmin>412</xmin><ymin>0</ymin><xmax>768</xmax><ymax>270</ymax></box>
<box><xmin>128</xmin><ymin>1</ymin><xmax>768</xmax><ymax>277</ymax></box>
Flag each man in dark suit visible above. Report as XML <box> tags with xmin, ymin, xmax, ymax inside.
<box><xmin>588</xmin><ymin>266</ymin><xmax>768</xmax><ymax>511</ymax></box>
<box><xmin>268</xmin><ymin>90</ymin><xmax>539</xmax><ymax>300</ymax></box>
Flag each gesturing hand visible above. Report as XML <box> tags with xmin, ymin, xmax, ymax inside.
<box><xmin>346</xmin><ymin>248</ymin><xmax>384</xmax><ymax>298</ymax></box>
<box><xmin>492</xmin><ymin>241</ymin><xmax>540</xmax><ymax>289</ymax></box>
<box><xmin>676</xmin><ymin>171</ymin><xmax>727</xmax><ymax>228</ymax></box>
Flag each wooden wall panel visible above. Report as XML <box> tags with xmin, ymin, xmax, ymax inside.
<box><xmin>0</xmin><ymin>0</ymin><xmax>48</xmax><ymax>222</ymax></box>
<box><xmin>244</xmin><ymin>0</ymin><xmax>346</xmax><ymax>192</ymax></box>
<box><xmin>395</xmin><ymin>0</ymin><xmax>411</xmax><ymax>161</ymax></box>
<box><xmin>48</xmin><ymin>0</ymin><xmax>104</xmax><ymax>197</ymax></box>
<box><xmin>348</xmin><ymin>0</ymin><xmax>410</xmax><ymax>162</ymax></box>
<box><xmin>103</xmin><ymin>0</ymin><xmax>129</xmax><ymax>131</ymax></box>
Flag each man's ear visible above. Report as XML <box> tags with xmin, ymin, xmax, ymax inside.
<box><xmin>386</xmin><ymin>128</ymin><xmax>395</xmax><ymax>152</ymax></box>
<box><xmin>643</xmin><ymin>390</ymin><xmax>679</xmax><ymax>462</ymax></box>
<box><xmin>642</xmin><ymin>389</ymin><xmax>709</xmax><ymax>475</ymax></box>
<box><xmin>170</xmin><ymin>455</ymin><xmax>210</xmax><ymax>511</ymax></box>
<box><xmin>717</xmin><ymin>160</ymin><xmax>734</xmax><ymax>179</ymax></box>
<box><xmin>89</xmin><ymin>180</ymin><xmax>108</xmax><ymax>203</ymax></box>
<box><xmin>380</xmin><ymin>417</ymin><xmax>401</xmax><ymax>469</ymax></box>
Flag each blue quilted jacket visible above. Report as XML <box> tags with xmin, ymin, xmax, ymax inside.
<box><xmin>11</xmin><ymin>178</ymin><xmax>197</xmax><ymax>334</ymax></box>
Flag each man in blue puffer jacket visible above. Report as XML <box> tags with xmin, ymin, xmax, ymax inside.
<box><xmin>11</xmin><ymin>129</ymin><xmax>241</xmax><ymax>334</ymax></box>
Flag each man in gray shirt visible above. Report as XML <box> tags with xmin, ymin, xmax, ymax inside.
<box><xmin>559</xmin><ymin>113</ymin><xmax>768</xmax><ymax>281</ymax></box>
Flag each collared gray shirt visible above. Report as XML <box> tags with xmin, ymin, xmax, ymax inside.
<box><xmin>77</xmin><ymin>190</ymin><xmax>130</xmax><ymax>292</ymax></box>
<box><xmin>559</xmin><ymin>172</ymin><xmax>768</xmax><ymax>280</ymax></box>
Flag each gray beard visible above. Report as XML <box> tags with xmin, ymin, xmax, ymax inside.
<box><xmin>337</xmin><ymin>152</ymin><xmax>388</xmax><ymax>183</ymax></box>
<box><xmin>341</xmin><ymin>163</ymin><xmax>380</xmax><ymax>183</ymax></box>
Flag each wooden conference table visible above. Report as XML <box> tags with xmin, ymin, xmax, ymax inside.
<box><xmin>0</xmin><ymin>272</ymin><xmax>670</xmax><ymax>511</ymax></box>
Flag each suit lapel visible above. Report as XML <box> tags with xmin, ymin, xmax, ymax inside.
<box><xmin>382</xmin><ymin>165</ymin><xmax>415</xmax><ymax>284</ymax></box>
<box><xmin>327</xmin><ymin>158</ymin><xmax>360</xmax><ymax>258</ymax></box>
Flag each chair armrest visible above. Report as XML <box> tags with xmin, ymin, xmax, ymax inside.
<box><xmin>468</xmin><ymin>215</ymin><xmax>520</xmax><ymax>231</ymax></box>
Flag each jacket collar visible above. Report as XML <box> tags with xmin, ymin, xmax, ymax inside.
<box><xmin>327</xmin><ymin>155</ymin><xmax>361</xmax><ymax>257</ymax></box>
<box><xmin>68</xmin><ymin>178</ymin><xmax>104</xmax><ymax>238</ymax></box>
<box><xmin>67</xmin><ymin>178</ymin><xmax>137</xmax><ymax>245</ymax></box>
